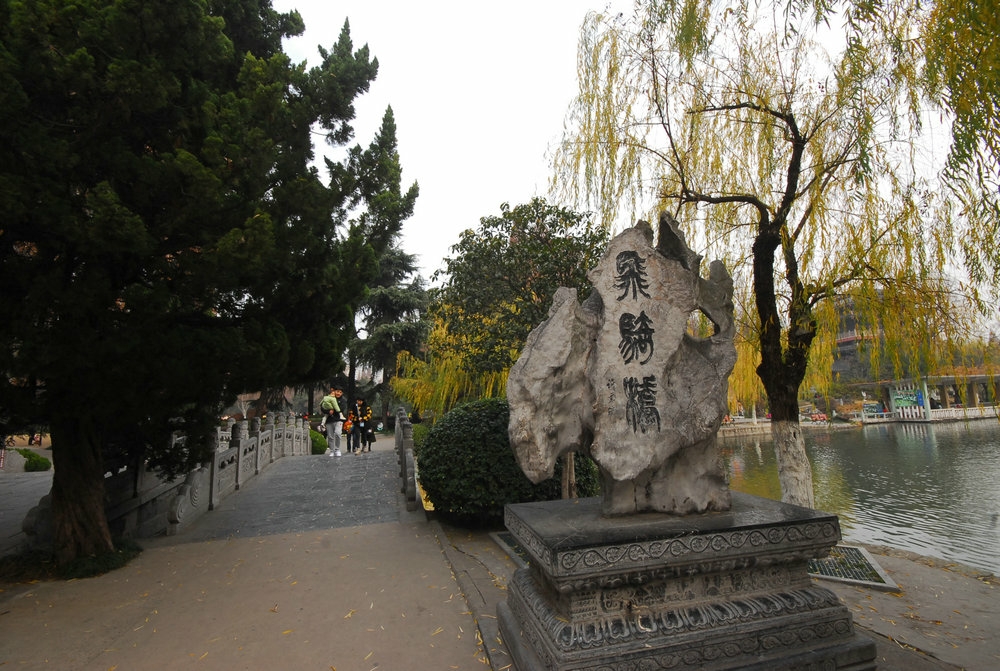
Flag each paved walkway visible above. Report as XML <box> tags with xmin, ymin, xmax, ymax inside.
<box><xmin>1</xmin><ymin>444</ymin><xmax>488</xmax><ymax>670</ymax></box>
<box><xmin>2</xmin><ymin>439</ymin><xmax>998</xmax><ymax>670</ymax></box>
<box><xmin>0</xmin><ymin>472</ymin><xmax>51</xmax><ymax>559</ymax></box>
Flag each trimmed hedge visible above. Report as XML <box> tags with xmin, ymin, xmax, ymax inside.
<box><xmin>309</xmin><ymin>429</ymin><xmax>328</xmax><ymax>455</ymax></box>
<box><xmin>411</xmin><ymin>422</ymin><xmax>431</xmax><ymax>453</ymax></box>
<box><xmin>16</xmin><ymin>448</ymin><xmax>51</xmax><ymax>471</ymax></box>
<box><xmin>417</xmin><ymin>398</ymin><xmax>599</xmax><ymax>526</ymax></box>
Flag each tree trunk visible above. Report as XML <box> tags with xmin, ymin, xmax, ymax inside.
<box><xmin>49</xmin><ymin>418</ymin><xmax>114</xmax><ymax>564</ymax></box>
<box><xmin>752</xmin><ymin>214</ymin><xmax>816</xmax><ymax>509</ymax></box>
<box><xmin>561</xmin><ymin>452</ymin><xmax>577</xmax><ymax>499</ymax></box>
<box><xmin>770</xmin><ymin>418</ymin><xmax>814</xmax><ymax>509</ymax></box>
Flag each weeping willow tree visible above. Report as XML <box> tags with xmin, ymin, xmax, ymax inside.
<box><xmin>924</xmin><ymin>0</ymin><xmax>1000</xmax><ymax>293</ymax></box>
<box><xmin>728</xmin><ymin>281</ymin><xmax>765</xmax><ymax>419</ymax></box>
<box><xmin>393</xmin><ymin>311</ymin><xmax>509</xmax><ymax>421</ymax></box>
<box><xmin>554</xmin><ymin>0</ymin><xmax>996</xmax><ymax>507</ymax></box>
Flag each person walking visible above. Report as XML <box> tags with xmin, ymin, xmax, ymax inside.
<box><xmin>320</xmin><ymin>387</ymin><xmax>344</xmax><ymax>456</ymax></box>
<box><xmin>350</xmin><ymin>397</ymin><xmax>373</xmax><ymax>453</ymax></box>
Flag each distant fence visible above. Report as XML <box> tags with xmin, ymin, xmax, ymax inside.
<box><xmin>852</xmin><ymin>405</ymin><xmax>1000</xmax><ymax>424</ymax></box>
<box><xmin>22</xmin><ymin>414</ymin><xmax>311</xmax><ymax>551</ymax></box>
<box><xmin>927</xmin><ymin>405</ymin><xmax>1000</xmax><ymax>422</ymax></box>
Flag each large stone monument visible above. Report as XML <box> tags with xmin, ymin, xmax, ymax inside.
<box><xmin>500</xmin><ymin>214</ymin><xmax>876</xmax><ymax>670</ymax></box>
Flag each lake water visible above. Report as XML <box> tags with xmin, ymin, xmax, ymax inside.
<box><xmin>719</xmin><ymin>420</ymin><xmax>1000</xmax><ymax>575</ymax></box>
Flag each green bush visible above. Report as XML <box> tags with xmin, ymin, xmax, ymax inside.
<box><xmin>411</xmin><ymin>422</ymin><xmax>431</xmax><ymax>455</ymax></box>
<box><xmin>309</xmin><ymin>429</ymin><xmax>328</xmax><ymax>455</ymax></box>
<box><xmin>417</xmin><ymin>398</ymin><xmax>599</xmax><ymax>526</ymax></box>
<box><xmin>16</xmin><ymin>448</ymin><xmax>51</xmax><ymax>471</ymax></box>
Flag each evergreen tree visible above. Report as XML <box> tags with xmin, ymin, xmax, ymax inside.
<box><xmin>340</xmin><ymin>106</ymin><xmax>421</xmax><ymax>409</ymax></box>
<box><xmin>355</xmin><ymin>247</ymin><xmax>430</xmax><ymax>425</ymax></box>
<box><xmin>0</xmin><ymin>1</ymin><xmax>395</xmax><ymax>562</ymax></box>
<box><xmin>394</xmin><ymin>199</ymin><xmax>609</xmax><ymax>418</ymax></box>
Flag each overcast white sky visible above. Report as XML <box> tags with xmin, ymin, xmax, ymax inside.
<box><xmin>273</xmin><ymin>1</ymin><xmax>627</xmax><ymax>281</ymax></box>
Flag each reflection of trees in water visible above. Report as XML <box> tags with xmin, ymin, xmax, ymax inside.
<box><xmin>720</xmin><ymin>424</ymin><xmax>1000</xmax><ymax>574</ymax></box>
<box><xmin>721</xmin><ymin>435</ymin><xmax>857</xmax><ymax>526</ymax></box>
<box><xmin>719</xmin><ymin>440</ymin><xmax>781</xmax><ymax>502</ymax></box>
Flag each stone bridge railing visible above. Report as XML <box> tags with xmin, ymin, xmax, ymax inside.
<box><xmin>159</xmin><ymin>413</ymin><xmax>310</xmax><ymax>536</ymax></box>
<box><xmin>23</xmin><ymin>413</ymin><xmax>311</xmax><ymax>550</ymax></box>
<box><xmin>394</xmin><ymin>408</ymin><xmax>420</xmax><ymax>512</ymax></box>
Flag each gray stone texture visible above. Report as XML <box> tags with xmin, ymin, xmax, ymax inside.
<box><xmin>503</xmin><ymin>214</ymin><xmax>875</xmax><ymax>670</ymax></box>
<box><xmin>498</xmin><ymin>493</ymin><xmax>877</xmax><ymax>671</ymax></box>
<box><xmin>508</xmin><ymin>214</ymin><xmax>737</xmax><ymax>515</ymax></box>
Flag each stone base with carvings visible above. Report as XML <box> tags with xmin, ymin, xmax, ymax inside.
<box><xmin>497</xmin><ymin>492</ymin><xmax>876</xmax><ymax>671</ymax></box>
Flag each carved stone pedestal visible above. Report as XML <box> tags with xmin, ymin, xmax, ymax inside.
<box><xmin>498</xmin><ymin>493</ymin><xmax>876</xmax><ymax>671</ymax></box>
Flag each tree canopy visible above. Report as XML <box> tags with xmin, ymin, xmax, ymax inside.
<box><xmin>433</xmin><ymin>199</ymin><xmax>609</xmax><ymax>374</ymax></box>
<box><xmin>394</xmin><ymin>198</ymin><xmax>609</xmax><ymax>419</ymax></box>
<box><xmin>553</xmin><ymin>0</ymin><xmax>998</xmax><ymax>506</ymax></box>
<box><xmin>352</xmin><ymin>245</ymin><xmax>429</xmax><ymax>422</ymax></box>
<box><xmin>923</xmin><ymin>0</ymin><xmax>1000</xmax><ymax>300</ymax></box>
<box><xmin>0</xmin><ymin>0</ymin><xmax>404</xmax><ymax>561</ymax></box>
<box><xmin>333</xmin><ymin>105</ymin><xmax>422</xmax><ymax>410</ymax></box>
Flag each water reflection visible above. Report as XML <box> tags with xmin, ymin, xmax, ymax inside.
<box><xmin>719</xmin><ymin>421</ymin><xmax>1000</xmax><ymax>575</ymax></box>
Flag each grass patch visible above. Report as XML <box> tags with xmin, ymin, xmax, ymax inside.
<box><xmin>0</xmin><ymin>538</ymin><xmax>143</xmax><ymax>584</ymax></box>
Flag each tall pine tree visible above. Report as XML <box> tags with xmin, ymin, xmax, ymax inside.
<box><xmin>0</xmin><ymin>1</ymin><xmax>394</xmax><ymax>562</ymax></box>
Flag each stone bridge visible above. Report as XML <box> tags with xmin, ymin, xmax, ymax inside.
<box><xmin>6</xmin><ymin>410</ymin><xmax>421</xmax><ymax>555</ymax></box>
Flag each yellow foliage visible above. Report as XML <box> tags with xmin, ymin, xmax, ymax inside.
<box><xmin>555</xmin><ymin>1</ymin><xmax>997</xmax><ymax>415</ymax></box>
<box><xmin>392</xmin><ymin>312</ymin><xmax>508</xmax><ymax>420</ymax></box>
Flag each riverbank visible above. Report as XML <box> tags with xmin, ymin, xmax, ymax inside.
<box><xmin>718</xmin><ymin>418</ymin><xmax>859</xmax><ymax>438</ymax></box>
<box><xmin>819</xmin><ymin>542</ymin><xmax>998</xmax><ymax>670</ymax></box>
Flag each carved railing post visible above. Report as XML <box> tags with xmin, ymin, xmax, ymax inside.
<box><xmin>234</xmin><ymin>420</ymin><xmax>248</xmax><ymax>489</ymax></box>
<box><xmin>272</xmin><ymin>414</ymin><xmax>283</xmax><ymax>460</ymax></box>
<box><xmin>395</xmin><ymin>408</ymin><xmax>418</xmax><ymax>510</ymax></box>
<box><xmin>294</xmin><ymin>415</ymin><xmax>306</xmax><ymax>455</ymax></box>
<box><xmin>260</xmin><ymin>414</ymin><xmax>275</xmax><ymax>469</ymax></box>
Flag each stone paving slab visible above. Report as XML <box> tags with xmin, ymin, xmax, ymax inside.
<box><xmin>824</xmin><ymin>549</ymin><xmax>1000</xmax><ymax>671</ymax></box>
<box><xmin>175</xmin><ymin>450</ymin><xmax>403</xmax><ymax>542</ymax></box>
<box><xmin>1</xmin><ymin>445</ymin><xmax>489</xmax><ymax>670</ymax></box>
<box><xmin>2</xmin><ymin>523</ymin><xmax>487</xmax><ymax>669</ymax></box>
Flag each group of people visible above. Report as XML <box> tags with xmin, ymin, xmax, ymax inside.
<box><xmin>319</xmin><ymin>387</ymin><xmax>375</xmax><ymax>456</ymax></box>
